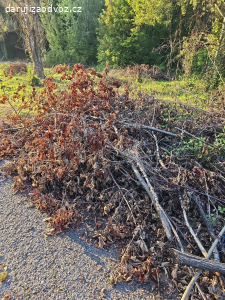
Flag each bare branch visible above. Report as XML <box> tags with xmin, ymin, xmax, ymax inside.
<box><xmin>174</xmin><ymin>249</ymin><xmax>225</xmax><ymax>274</ymax></box>
<box><xmin>121</xmin><ymin>121</ymin><xmax>177</xmax><ymax>137</ymax></box>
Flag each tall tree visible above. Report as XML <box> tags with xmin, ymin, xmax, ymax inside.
<box><xmin>1</xmin><ymin>0</ymin><xmax>45</xmax><ymax>78</ymax></box>
<box><xmin>97</xmin><ymin>0</ymin><xmax>169</xmax><ymax>68</ymax></box>
<box><xmin>0</xmin><ymin>0</ymin><xmax>18</xmax><ymax>59</ymax></box>
<box><xmin>21</xmin><ymin>0</ymin><xmax>45</xmax><ymax>78</ymax></box>
<box><xmin>41</xmin><ymin>0</ymin><xmax>104</xmax><ymax>65</ymax></box>
<box><xmin>128</xmin><ymin>0</ymin><xmax>225</xmax><ymax>79</ymax></box>
<box><xmin>127</xmin><ymin>0</ymin><xmax>173</xmax><ymax>26</ymax></box>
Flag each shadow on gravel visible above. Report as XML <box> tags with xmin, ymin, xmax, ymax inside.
<box><xmin>0</xmin><ymin>159</ymin><xmax>179</xmax><ymax>299</ymax></box>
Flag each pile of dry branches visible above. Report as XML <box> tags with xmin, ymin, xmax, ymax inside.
<box><xmin>0</xmin><ymin>64</ymin><xmax>225</xmax><ymax>299</ymax></box>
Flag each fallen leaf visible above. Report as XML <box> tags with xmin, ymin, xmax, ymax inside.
<box><xmin>157</xmin><ymin>241</ymin><xmax>165</xmax><ymax>250</ymax></box>
<box><xmin>171</xmin><ymin>264</ymin><xmax>178</xmax><ymax>280</ymax></box>
<box><xmin>0</xmin><ymin>271</ymin><xmax>8</xmax><ymax>282</ymax></box>
<box><xmin>1</xmin><ymin>294</ymin><xmax>12</xmax><ymax>299</ymax></box>
<box><xmin>134</xmin><ymin>240</ymin><xmax>149</xmax><ymax>253</ymax></box>
<box><xmin>96</xmin><ymin>265</ymin><xmax>102</xmax><ymax>271</ymax></box>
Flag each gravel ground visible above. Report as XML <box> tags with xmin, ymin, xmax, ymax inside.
<box><xmin>0</xmin><ymin>161</ymin><xmax>178</xmax><ymax>300</ymax></box>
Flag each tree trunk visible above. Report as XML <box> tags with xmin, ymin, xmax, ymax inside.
<box><xmin>0</xmin><ymin>36</ymin><xmax>8</xmax><ymax>60</ymax></box>
<box><xmin>32</xmin><ymin>0</ymin><xmax>45</xmax><ymax>78</ymax></box>
<box><xmin>22</xmin><ymin>0</ymin><xmax>45</xmax><ymax>79</ymax></box>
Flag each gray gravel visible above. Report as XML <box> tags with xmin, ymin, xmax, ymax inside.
<box><xmin>0</xmin><ymin>161</ymin><xmax>177</xmax><ymax>300</ymax></box>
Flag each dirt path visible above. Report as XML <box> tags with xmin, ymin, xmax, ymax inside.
<box><xmin>0</xmin><ymin>160</ymin><xmax>178</xmax><ymax>300</ymax></box>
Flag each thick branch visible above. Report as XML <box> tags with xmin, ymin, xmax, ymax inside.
<box><xmin>131</xmin><ymin>163</ymin><xmax>172</xmax><ymax>240</ymax></box>
<box><xmin>176</xmin><ymin>127</ymin><xmax>213</xmax><ymax>146</ymax></box>
<box><xmin>87</xmin><ymin>116</ymin><xmax>177</xmax><ymax>137</ymax></box>
<box><xmin>182</xmin><ymin>225</ymin><xmax>225</xmax><ymax>300</ymax></box>
<box><xmin>174</xmin><ymin>249</ymin><xmax>225</xmax><ymax>274</ymax></box>
<box><xmin>120</xmin><ymin>121</ymin><xmax>177</xmax><ymax>137</ymax></box>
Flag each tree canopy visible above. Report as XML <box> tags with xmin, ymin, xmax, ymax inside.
<box><xmin>0</xmin><ymin>0</ymin><xmax>224</xmax><ymax>83</ymax></box>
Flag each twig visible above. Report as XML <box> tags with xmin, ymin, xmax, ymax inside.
<box><xmin>3</xmin><ymin>120</ymin><xmax>45</xmax><ymax>131</ymax></box>
<box><xmin>86</xmin><ymin>115</ymin><xmax>178</xmax><ymax>137</ymax></box>
<box><xmin>121</xmin><ymin>121</ymin><xmax>177</xmax><ymax>137</ymax></box>
<box><xmin>152</xmin><ymin>132</ymin><xmax>166</xmax><ymax>169</ymax></box>
<box><xmin>150</xmin><ymin>178</ymin><xmax>225</xmax><ymax>204</ymax></box>
<box><xmin>176</xmin><ymin>127</ymin><xmax>214</xmax><ymax>146</ymax></box>
<box><xmin>131</xmin><ymin>162</ymin><xmax>172</xmax><ymax>240</ymax></box>
<box><xmin>163</xmin><ymin>214</ymin><xmax>207</xmax><ymax>300</ymax></box>
<box><xmin>117</xmin><ymin>214</ymin><xmax>149</xmax><ymax>266</ymax></box>
<box><xmin>169</xmin><ymin>218</ymin><xmax>197</xmax><ymax>252</ymax></box>
<box><xmin>189</xmin><ymin>192</ymin><xmax>220</xmax><ymax>262</ymax></box>
<box><xmin>108</xmin><ymin>141</ymin><xmax>173</xmax><ymax>240</ymax></box>
<box><xmin>179</xmin><ymin>194</ymin><xmax>208</xmax><ymax>257</ymax></box>
<box><xmin>109</xmin><ymin>170</ymin><xmax>136</xmax><ymax>226</ymax></box>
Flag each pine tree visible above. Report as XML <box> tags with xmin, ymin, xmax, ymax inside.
<box><xmin>97</xmin><ymin>0</ymin><xmax>169</xmax><ymax>68</ymax></box>
<box><xmin>41</xmin><ymin>0</ymin><xmax>104</xmax><ymax>65</ymax></box>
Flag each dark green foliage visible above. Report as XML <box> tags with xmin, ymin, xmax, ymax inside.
<box><xmin>1</xmin><ymin>0</ymin><xmax>225</xmax><ymax>88</ymax></box>
<box><xmin>41</xmin><ymin>0</ymin><xmax>104</xmax><ymax>66</ymax></box>
<box><xmin>97</xmin><ymin>0</ymin><xmax>170</xmax><ymax>68</ymax></box>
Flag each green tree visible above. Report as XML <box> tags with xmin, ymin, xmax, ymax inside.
<box><xmin>0</xmin><ymin>0</ymin><xmax>45</xmax><ymax>78</ymax></box>
<box><xmin>127</xmin><ymin>0</ymin><xmax>173</xmax><ymax>26</ymax></box>
<box><xmin>97</xmin><ymin>0</ymin><xmax>169</xmax><ymax>68</ymax></box>
<box><xmin>41</xmin><ymin>0</ymin><xmax>104</xmax><ymax>66</ymax></box>
<box><xmin>128</xmin><ymin>0</ymin><xmax>225</xmax><ymax>82</ymax></box>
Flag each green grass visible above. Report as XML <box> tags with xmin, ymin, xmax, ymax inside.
<box><xmin>173</xmin><ymin>134</ymin><xmax>225</xmax><ymax>158</ymax></box>
<box><xmin>0</xmin><ymin>63</ymin><xmax>224</xmax><ymax>117</ymax></box>
<box><xmin>108</xmin><ymin>68</ymin><xmax>220</xmax><ymax>110</ymax></box>
<box><xmin>0</xmin><ymin>63</ymin><xmax>69</xmax><ymax>116</ymax></box>
<box><xmin>133</xmin><ymin>77</ymin><xmax>210</xmax><ymax>108</ymax></box>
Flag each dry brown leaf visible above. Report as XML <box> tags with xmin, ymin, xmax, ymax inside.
<box><xmin>171</xmin><ymin>264</ymin><xmax>178</xmax><ymax>280</ymax></box>
<box><xmin>98</xmin><ymin>236</ymin><xmax>106</xmax><ymax>249</ymax></box>
<box><xmin>134</xmin><ymin>240</ymin><xmax>149</xmax><ymax>253</ymax></box>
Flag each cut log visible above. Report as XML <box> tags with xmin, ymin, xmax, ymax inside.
<box><xmin>173</xmin><ymin>249</ymin><xmax>225</xmax><ymax>274</ymax></box>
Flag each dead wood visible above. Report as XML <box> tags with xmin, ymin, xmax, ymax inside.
<box><xmin>131</xmin><ymin>162</ymin><xmax>172</xmax><ymax>241</ymax></box>
<box><xmin>181</xmin><ymin>225</ymin><xmax>225</xmax><ymax>300</ymax></box>
<box><xmin>85</xmin><ymin>115</ymin><xmax>178</xmax><ymax>137</ymax></box>
<box><xmin>180</xmin><ymin>194</ymin><xmax>208</xmax><ymax>257</ymax></box>
<box><xmin>108</xmin><ymin>141</ymin><xmax>173</xmax><ymax>241</ymax></box>
<box><xmin>1</xmin><ymin>63</ymin><xmax>225</xmax><ymax>299</ymax></box>
<box><xmin>120</xmin><ymin>121</ymin><xmax>178</xmax><ymax>137</ymax></box>
<box><xmin>174</xmin><ymin>249</ymin><xmax>225</xmax><ymax>274</ymax></box>
<box><xmin>190</xmin><ymin>192</ymin><xmax>220</xmax><ymax>262</ymax></box>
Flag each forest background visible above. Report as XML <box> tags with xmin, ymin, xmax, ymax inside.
<box><xmin>0</xmin><ymin>0</ymin><xmax>225</xmax><ymax>90</ymax></box>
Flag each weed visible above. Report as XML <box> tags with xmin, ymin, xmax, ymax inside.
<box><xmin>206</xmin><ymin>206</ymin><xmax>225</xmax><ymax>227</ymax></box>
<box><xmin>206</xmin><ymin>213</ymin><xmax>217</xmax><ymax>227</ymax></box>
<box><xmin>31</xmin><ymin>75</ymin><xmax>42</xmax><ymax>86</ymax></box>
<box><xmin>218</xmin><ymin>206</ymin><xmax>225</xmax><ymax>214</ymax></box>
<box><xmin>173</xmin><ymin>131</ymin><xmax>225</xmax><ymax>161</ymax></box>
